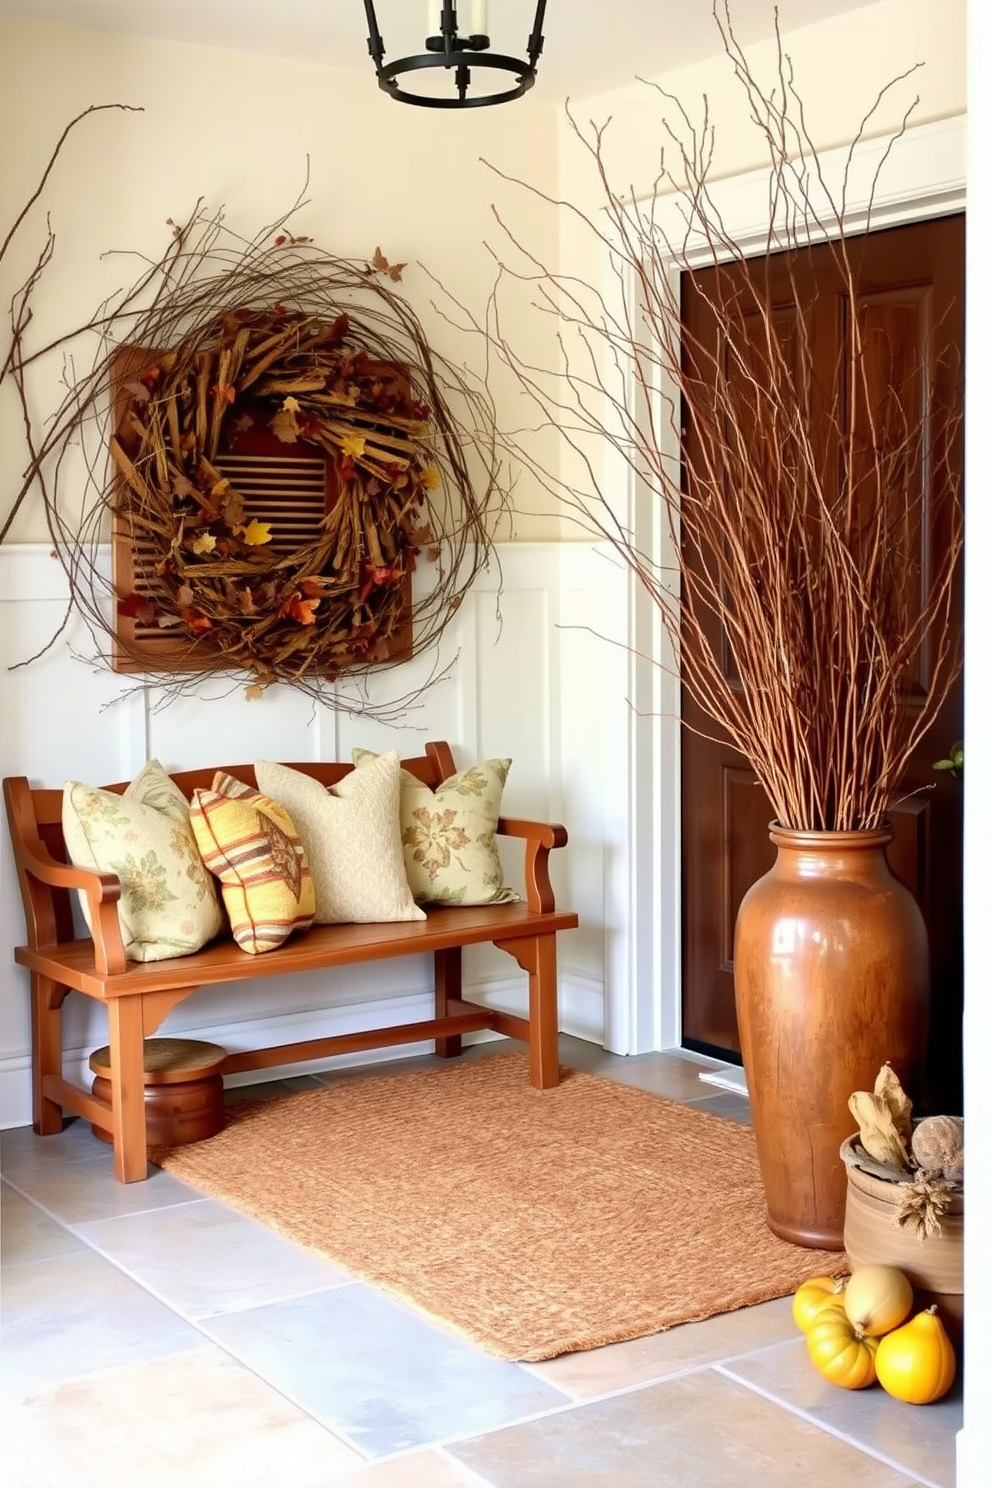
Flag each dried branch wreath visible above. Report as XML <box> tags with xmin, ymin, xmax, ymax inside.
<box><xmin>113</xmin><ymin>298</ymin><xmax>445</xmax><ymax>690</ymax></box>
<box><xmin>5</xmin><ymin>164</ymin><xmax>505</xmax><ymax>711</ymax></box>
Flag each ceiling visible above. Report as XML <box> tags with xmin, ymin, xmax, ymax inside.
<box><xmin>0</xmin><ymin>0</ymin><xmax>877</xmax><ymax>101</ymax></box>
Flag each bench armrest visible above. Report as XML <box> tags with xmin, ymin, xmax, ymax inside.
<box><xmin>497</xmin><ymin>817</ymin><xmax>569</xmax><ymax>914</ymax></box>
<box><xmin>4</xmin><ymin>777</ymin><xmax>127</xmax><ymax>976</ymax></box>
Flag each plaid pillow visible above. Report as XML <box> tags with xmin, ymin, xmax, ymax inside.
<box><xmin>190</xmin><ymin>772</ymin><xmax>315</xmax><ymax>954</ymax></box>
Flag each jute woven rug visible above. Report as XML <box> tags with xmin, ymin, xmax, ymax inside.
<box><xmin>150</xmin><ymin>1051</ymin><xmax>847</xmax><ymax>1361</ymax></box>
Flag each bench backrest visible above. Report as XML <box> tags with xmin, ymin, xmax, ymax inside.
<box><xmin>4</xmin><ymin>740</ymin><xmax>460</xmax><ymax>950</ymax></box>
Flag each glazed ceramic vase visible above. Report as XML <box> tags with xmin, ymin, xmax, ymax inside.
<box><xmin>733</xmin><ymin>825</ymin><xmax>930</xmax><ymax>1250</ymax></box>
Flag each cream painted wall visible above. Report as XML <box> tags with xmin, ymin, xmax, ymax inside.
<box><xmin>560</xmin><ymin>0</ymin><xmax>965</xmax><ymax>200</ymax></box>
<box><xmin>0</xmin><ymin>14</ymin><xmax>562</xmax><ymax>543</ymax></box>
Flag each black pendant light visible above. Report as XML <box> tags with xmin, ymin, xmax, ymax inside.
<box><xmin>363</xmin><ymin>2</ymin><xmax>548</xmax><ymax>108</ymax></box>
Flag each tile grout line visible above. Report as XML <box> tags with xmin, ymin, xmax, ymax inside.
<box><xmin>434</xmin><ymin>1444</ymin><xmax>502</xmax><ymax>1487</ymax></box>
<box><xmin>0</xmin><ymin>1173</ymin><xmax>213</xmax><ymax>1231</ymax></box>
<box><xmin>714</xmin><ymin>1362</ymin><xmax>947</xmax><ymax>1488</ymax></box>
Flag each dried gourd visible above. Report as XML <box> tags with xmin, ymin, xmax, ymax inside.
<box><xmin>874</xmin><ymin>1062</ymin><xmax>913</xmax><ymax>1144</ymax></box>
<box><xmin>847</xmin><ymin>1062</ymin><xmax>914</xmax><ymax>1170</ymax></box>
<box><xmin>911</xmin><ymin>1114</ymin><xmax>964</xmax><ymax>1185</ymax></box>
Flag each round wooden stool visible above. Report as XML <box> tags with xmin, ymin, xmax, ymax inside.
<box><xmin>89</xmin><ymin>1037</ymin><xmax>227</xmax><ymax>1147</ymax></box>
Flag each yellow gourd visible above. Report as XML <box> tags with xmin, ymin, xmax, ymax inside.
<box><xmin>843</xmin><ymin>1264</ymin><xmax>913</xmax><ymax>1337</ymax></box>
<box><xmin>792</xmin><ymin>1275</ymin><xmax>847</xmax><ymax>1334</ymax></box>
<box><xmin>806</xmin><ymin>1303</ymin><xmax>880</xmax><ymax>1390</ymax></box>
<box><xmin>875</xmin><ymin>1307</ymin><xmax>957</xmax><ymax>1404</ymax></box>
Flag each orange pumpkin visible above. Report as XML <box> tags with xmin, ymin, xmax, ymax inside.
<box><xmin>806</xmin><ymin>1303</ymin><xmax>880</xmax><ymax>1390</ymax></box>
<box><xmin>792</xmin><ymin>1275</ymin><xmax>847</xmax><ymax>1334</ymax></box>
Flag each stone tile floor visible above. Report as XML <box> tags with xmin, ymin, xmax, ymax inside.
<box><xmin>0</xmin><ymin>1036</ymin><xmax>962</xmax><ymax>1487</ymax></box>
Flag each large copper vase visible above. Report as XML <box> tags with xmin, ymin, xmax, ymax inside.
<box><xmin>733</xmin><ymin>825</ymin><xmax>929</xmax><ymax>1250</ymax></box>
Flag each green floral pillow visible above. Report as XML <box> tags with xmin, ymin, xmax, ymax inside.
<box><xmin>352</xmin><ymin>748</ymin><xmax>519</xmax><ymax>907</ymax></box>
<box><xmin>62</xmin><ymin>759</ymin><xmax>224</xmax><ymax>962</ymax></box>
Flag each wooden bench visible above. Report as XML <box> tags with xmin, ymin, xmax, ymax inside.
<box><xmin>4</xmin><ymin>741</ymin><xmax>578</xmax><ymax>1183</ymax></box>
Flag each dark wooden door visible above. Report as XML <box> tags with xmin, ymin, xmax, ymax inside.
<box><xmin>679</xmin><ymin>214</ymin><xmax>965</xmax><ymax>1113</ymax></box>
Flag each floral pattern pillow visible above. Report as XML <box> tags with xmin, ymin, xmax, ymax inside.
<box><xmin>62</xmin><ymin>759</ymin><xmax>224</xmax><ymax>962</ymax></box>
<box><xmin>352</xmin><ymin>748</ymin><xmax>519</xmax><ymax>907</ymax></box>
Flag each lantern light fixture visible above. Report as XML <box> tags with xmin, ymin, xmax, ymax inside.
<box><xmin>363</xmin><ymin>1</ymin><xmax>548</xmax><ymax>108</ymax></box>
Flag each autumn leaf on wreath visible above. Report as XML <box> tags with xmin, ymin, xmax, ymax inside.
<box><xmin>172</xmin><ymin>474</ymin><xmax>195</xmax><ymax>499</ymax></box>
<box><xmin>210</xmin><ymin>478</ymin><xmax>231</xmax><ymax>499</ymax></box>
<box><xmin>237</xmin><ymin>587</ymin><xmax>257</xmax><ymax>615</ymax></box>
<box><xmin>156</xmin><ymin>612</ymin><xmax>184</xmax><ymax>629</ymax></box>
<box><xmin>189</xmin><ymin>532</ymin><xmax>217</xmax><ymax>555</ymax></box>
<box><xmin>181</xmin><ymin>609</ymin><xmax>213</xmax><ymax>634</ymax></box>
<box><xmin>367</xmin><ymin>246</ymin><xmax>407</xmax><ymax>282</ymax></box>
<box><xmin>123</xmin><ymin>380</ymin><xmax>151</xmax><ymax>404</ymax></box>
<box><xmin>270</xmin><ymin>397</ymin><xmax>301</xmax><ymax>444</ymax></box>
<box><xmin>222</xmin><ymin>491</ymin><xmax>246</xmax><ymax>528</ymax></box>
<box><xmin>117</xmin><ymin>593</ymin><xmax>158</xmax><ymax>625</ymax></box>
<box><xmin>244</xmin><ymin>683</ymin><xmax>266</xmax><ymax>701</ymax></box>
<box><xmin>420</xmin><ymin>463</ymin><xmax>441</xmax><ymax>491</ymax></box>
<box><xmin>279</xmin><ymin>591</ymin><xmax>321</xmax><ymax>625</ymax></box>
<box><xmin>236</xmin><ymin>519</ymin><xmax>273</xmax><ymax>546</ymax></box>
<box><xmin>339</xmin><ymin>432</ymin><xmax>367</xmax><ymax>459</ymax></box>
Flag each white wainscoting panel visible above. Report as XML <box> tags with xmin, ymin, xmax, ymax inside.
<box><xmin>0</xmin><ymin>541</ymin><xmax>631</xmax><ymax>1128</ymax></box>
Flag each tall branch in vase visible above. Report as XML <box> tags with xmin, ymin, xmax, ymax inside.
<box><xmin>442</xmin><ymin>1</ymin><xmax>962</xmax><ymax>832</ymax></box>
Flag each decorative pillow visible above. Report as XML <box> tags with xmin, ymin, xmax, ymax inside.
<box><xmin>189</xmin><ymin>772</ymin><xmax>315</xmax><ymax>954</ymax></box>
<box><xmin>352</xmin><ymin>748</ymin><xmax>519</xmax><ymax>907</ymax></box>
<box><xmin>62</xmin><ymin>759</ymin><xmax>224</xmax><ymax>963</ymax></box>
<box><xmin>255</xmin><ymin>752</ymin><xmax>426</xmax><ymax>925</ymax></box>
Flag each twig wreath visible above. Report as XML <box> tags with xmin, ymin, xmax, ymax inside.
<box><xmin>5</xmin><ymin>140</ymin><xmax>505</xmax><ymax>711</ymax></box>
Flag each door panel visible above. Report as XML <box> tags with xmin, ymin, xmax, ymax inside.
<box><xmin>679</xmin><ymin>214</ymin><xmax>964</xmax><ymax>1112</ymax></box>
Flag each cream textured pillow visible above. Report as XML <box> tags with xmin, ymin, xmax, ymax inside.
<box><xmin>62</xmin><ymin>759</ymin><xmax>224</xmax><ymax>963</ymax></box>
<box><xmin>352</xmin><ymin>748</ymin><xmax>519</xmax><ymax>907</ymax></box>
<box><xmin>255</xmin><ymin>752</ymin><xmax>425</xmax><ymax>925</ymax></box>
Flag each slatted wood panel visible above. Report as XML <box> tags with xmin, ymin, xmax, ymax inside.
<box><xmin>112</xmin><ymin>451</ymin><xmax>333</xmax><ymax>671</ymax></box>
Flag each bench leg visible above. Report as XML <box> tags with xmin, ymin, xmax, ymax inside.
<box><xmin>527</xmin><ymin>934</ymin><xmax>560</xmax><ymax>1089</ymax></box>
<box><xmin>434</xmin><ymin>946</ymin><xmax>463</xmax><ymax>1059</ymax></box>
<box><xmin>31</xmin><ymin>974</ymin><xmax>68</xmax><ymax>1135</ymax></box>
<box><xmin>494</xmin><ymin>933</ymin><xmax>561</xmax><ymax>1090</ymax></box>
<box><xmin>106</xmin><ymin>996</ymin><xmax>149</xmax><ymax>1183</ymax></box>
